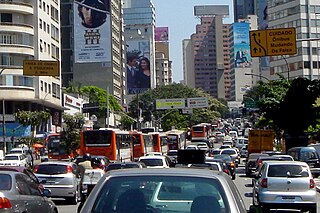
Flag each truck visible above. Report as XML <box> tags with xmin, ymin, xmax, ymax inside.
<box><xmin>247</xmin><ymin>129</ymin><xmax>274</xmax><ymax>154</ymax></box>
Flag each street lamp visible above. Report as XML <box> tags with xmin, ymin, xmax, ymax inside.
<box><xmin>244</xmin><ymin>73</ymin><xmax>270</xmax><ymax>82</ymax></box>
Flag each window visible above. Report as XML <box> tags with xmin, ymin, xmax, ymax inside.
<box><xmin>1</xmin><ymin>13</ymin><xmax>12</xmax><ymax>22</ymax></box>
<box><xmin>41</xmin><ymin>81</ymin><xmax>43</xmax><ymax>91</ymax></box>
<box><xmin>39</xmin><ymin>19</ymin><xmax>42</xmax><ymax>29</ymax></box>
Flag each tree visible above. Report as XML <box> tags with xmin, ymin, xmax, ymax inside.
<box><xmin>60</xmin><ymin>113</ymin><xmax>85</xmax><ymax>156</ymax></box>
<box><xmin>15</xmin><ymin>111</ymin><xmax>50</xmax><ymax>139</ymax></box>
<box><xmin>126</xmin><ymin>83</ymin><xmax>227</xmax><ymax>131</ymax></box>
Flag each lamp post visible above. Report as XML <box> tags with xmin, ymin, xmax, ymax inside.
<box><xmin>0</xmin><ymin>69</ymin><xmax>6</xmax><ymax>154</ymax></box>
<box><xmin>244</xmin><ymin>73</ymin><xmax>270</xmax><ymax>82</ymax></box>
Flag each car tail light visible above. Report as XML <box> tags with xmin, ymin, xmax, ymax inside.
<box><xmin>230</xmin><ymin>162</ymin><xmax>235</xmax><ymax>167</ymax></box>
<box><xmin>261</xmin><ymin>178</ymin><xmax>267</xmax><ymax>188</ymax></box>
<box><xmin>310</xmin><ymin>179</ymin><xmax>315</xmax><ymax>189</ymax></box>
<box><xmin>66</xmin><ymin>165</ymin><xmax>73</xmax><ymax>173</ymax></box>
<box><xmin>0</xmin><ymin>197</ymin><xmax>12</xmax><ymax>209</ymax></box>
<box><xmin>33</xmin><ymin>165</ymin><xmax>39</xmax><ymax>173</ymax></box>
<box><xmin>257</xmin><ymin>159</ymin><xmax>262</xmax><ymax>166</ymax></box>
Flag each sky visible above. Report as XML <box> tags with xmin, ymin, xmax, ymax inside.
<box><xmin>152</xmin><ymin>0</ymin><xmax>234</xmax><ymax>82</ymax></box>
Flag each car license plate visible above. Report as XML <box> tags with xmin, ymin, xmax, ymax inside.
<box><xmin>282</xmin><ymin>196</ymin><xmax>295</xmax><ymax>200</ymax></box>
<box><xmin>53</xmin><ymin>152</ymin><xmax>59</xmax><ymax>155</ymax></box>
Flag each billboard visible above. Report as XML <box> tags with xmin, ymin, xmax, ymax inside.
<box><xmin>233</xmin><ymin>22</ymin><xmax>252</xmax><ymax>68</ymax></box>
<box><xmin>73</xmin><ymin>0</ymin><xmax>111</xmax><ymax>63</ymax></box>
<box><xmin>155</xmin><ymin>27</ymin><xmax>168</xmax><ymax>42</ymax></box>
<box><xmin>126</xmin><ymin>39</ymin><xmax>151</xmax><ymax>94</ymax></box>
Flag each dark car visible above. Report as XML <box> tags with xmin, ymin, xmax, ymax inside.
<box><xmin>287</xmin><ymin>146</ymin><xmax>320</xmax><ymax>177</ymax></box>
<box><xmin>165</xmin><ymin>150</ymin><xmax>178</xmax><ymax>164</ymax></box>
<box><xmin>213</xmin><ymin>154</ymin><xmax>236</xmax><ymax>180</ymax></box>
<box><xmin>80</xmin><ymin>168</ymin><xmax>247</xmax><ymax>213</ymax></box>
<box><xmin>105</xmin><ymin>162</ymin><xmax>146</xmax><ymax>172</ymax></box>
<box><xmin>245</xmin><ymin>153</ymin><xmax>269</xmax><ymax>177</ymax></box>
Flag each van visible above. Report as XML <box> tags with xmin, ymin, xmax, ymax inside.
<box><xmin>234</xmin><ymin>137</ymin><xmax>248</xmax><ymax>149</ymax></box>
<box><xmin>287</xmin><ymin>146</ymin><xmax>320</xmax><ymax>177</ymax></box>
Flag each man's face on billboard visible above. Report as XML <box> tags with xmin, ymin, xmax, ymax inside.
<box><xmin>81</xmin><ymin>6</ymin><xmax>93</xmax><ymax>27</ymax></box>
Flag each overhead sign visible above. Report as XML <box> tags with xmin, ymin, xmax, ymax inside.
<box><xmin>23</xmin><ymin>60</ymin><xmax>59</xmax><ymax>76</ymax></box>
<box><xmin>187</xmin><ymin>97</ymin><xmax>208</xmax><ymax>108</ymax></box>
<box><xmin>250</xmin><ymin>28</ymin><xmax>296</xmax><ymax>57</ymax></box>
<box><xmin>156</xmin><ymin>98</ymin><xmax>185</xmax><ymax>110</ymax></box>
<box><xmin>182</xmin><ymin>108</ymin><xmax>193</xmax><ymax>114</ymax></box>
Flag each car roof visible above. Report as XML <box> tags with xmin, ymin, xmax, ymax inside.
<box><xmin>5</xmin><ymin>153</ymin><xmax>24</xmax><ymax>156</ymax></box>
<box><xmin>263</xmin><ymin>161</ymin><xmax>308</xmax><ymax>166</ymax></box>
<box><xmin>38</xmin><ymin>161</ymin><xmax>75</xmax><ymax>166</ymax></box>
<box><xmin>106</xmin><ymin>168</ymin><xmax>226</xmax><ymax>179</ymax></box>
<box><xmin>108</xmin><ymin>162</ymin><xmax>142</xmax><ymax>166</ymax></box>
<box><xmin>139</xmin><ymin>155</ymin><xmax>166</xmax><ymax>160</ymax></box>
<box><xmin>0</xmin><ymin>166</ymin><xmax>29</xmax><ymax>172</ymax></box>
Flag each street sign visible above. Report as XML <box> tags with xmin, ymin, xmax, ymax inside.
<box><xmin>187</xmin><ymin>97</ymin><xmax>208</xmax><ymax>108</ymax></box>
<box><xmin>182</xmin><ymin>108</ymin><xmax>193</xmax><ymax>114</ymax></box>
<box><xmin>244</xmin><ymin>100</ymin><xmax>256</xmax><ymax>108</ymax></box>
<box><xmin>156</xmin><ymin>98</ymin><xmax>186</xmax><ymax>110</ymax></box>
<box><xmin>23</xmin><ymin>60</ymin><xmax>59</xmax><ymax>76</ymax></box>
<box><xmin>250</xmin><ymin>28</ymin><xmax>296</xmax><ymax>57</ymax></box>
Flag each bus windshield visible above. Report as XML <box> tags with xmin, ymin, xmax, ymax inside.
<box><xmin>83</xmin><ymin>130</ymin><xmax>112</xmax><ymax>146</ymax></box>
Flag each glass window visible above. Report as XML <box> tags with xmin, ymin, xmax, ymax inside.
<box><xmin>0</xmin><ymin>174</ymin><xmax>11</xmax><ymax>190</ymax></box>
<box><xmin>268</xmin><ymin>165</ymin><xmax>309</xmax><ymax>177</ymax></box>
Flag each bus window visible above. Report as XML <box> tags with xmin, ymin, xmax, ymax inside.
<box><xmin>83</xmin><ymin>130</ymin><xmax>112</xmax><ymax>146</ymax></box>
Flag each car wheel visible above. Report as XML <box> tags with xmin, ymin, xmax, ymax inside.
<box><xmin>308</xmin><ymin>205</ymin><xmax>317</xmax><ymax>213</ymax></box>
<box><xmin>232</xmin><ymin>174</ymin><xmax>236</xmax><ymax>180</ymax></box>
<box><xmin>261</xmin><ymin>205</ymin><xmax>270</xmax><ymax>213</ymax></box>
<box><xmin>66</xmin><ymin>189</ymin><xmax>79</xmax><ymax>205</ymax></box>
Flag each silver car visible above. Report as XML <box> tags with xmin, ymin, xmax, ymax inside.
<box><xmin>0</xmin><ymin>171</ymin><xmax>57</xmax><ymax>213</ymax></box>
<box><xmin>34</xmin><ymin>161</ymin><xmax>81</xmax><ymax>204</ymax></box>
<box><xmin>80</xmin><ymin>168</ymin><xmax>247</xmax><ymax>213</ymax></box>
<box><xmin>252</xmin><ymin>161</ymin><xmax>317</xmax><ymax>213</ymax></box>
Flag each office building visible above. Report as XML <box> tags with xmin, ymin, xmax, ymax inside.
<box><xmin>267</xmin><ymin>1</ymin><xmax>320</xmax><ymax>80</ymax></box>
<box><xmin>123</xmin><ymin>0</ymin><xmax>156</xmax><ymax>98</ymax></box>
<box><xmin>0</xmin><ymin>0</ymin><xmax>64</xmax><ymax>146</ymax></box>
<box><xmin>182</xmin><ymin>39</ymin><xmax>195</xmax><ymax>88</ymax></box>
<box><xmin>234</xmin><ymin>0</ymin><xmax>255</xmax><ymax>21</ymax></box>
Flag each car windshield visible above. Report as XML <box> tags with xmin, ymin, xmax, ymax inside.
<box><xmin>167</xmin><ymin>152</ymin><xmax>177</xmax><ymax>156</ymax></box>
<box><xmin>4</xmin><ymin>156</ymin><xmax>19</xmax><ymax>160</ymax></box>
<box><xmin>36</xmin><ymin>164</ymin><xmax>68</xmax><ymax>175</ymax></box>
<box><xmin>0</xmin><ymin>174</ymin><xmax>12</xmax><ymax>190</ymax></box>
<box><xmin>139</xmin><ymin>159</ymin><xmax>163</xmax><ymax>166</ymax></box>
<box><xmin>214</xmin><ymin>155</ymin><xmax>232</xmax><ymax>161</ymax></box>
<box><xmin>91</xmin><ymin>176</ymin><xmax>230</xmax><ymax>213</ymax></box>
<box><xmin>211</xmin><ymin>150</ymin><xmax>221</xmax><ymax>155</ymax></box>
<box><xmin>268</xmin><ymin>165</ymin><xmax>309</xmax><ymax>177</ymax></box>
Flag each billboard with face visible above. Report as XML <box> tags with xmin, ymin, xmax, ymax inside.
<box><xmin>74</xmin><ymin>0</ymin><xmax>111</xmax><ymax>63</ymax></box>
<box><xmin>155</xmin><ymin>27</ymin><xmax>169</xmax><ymax>42</ymax></box>
<box><xmin>233</xmin><ymin>22</ymin><xmax>252</xmax><ymax>68</ymax></box>
<box><xmin>126</xmin><ymin>40</ymin><xmax>151</xmax><ymax>94</ymax></box>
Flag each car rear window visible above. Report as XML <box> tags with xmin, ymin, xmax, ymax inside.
<box><xmin>0</xmin><ymin>174</ymin><xmax>12</xmax><ymax>190</ymax></box>
<box><xmin>167</xmin><ymin>152</ymin><xmax>177</xmax><ymax>156</ymax></box>
<box><xmin>221</xmin><ymin>150</ymin><xmax>236</xmax><ymax>155</ymax></box>
<box><xmin>36</xmin><ymin>164</ymin><xmax>68</xmax><ymax>175</ymax></box>
<box><xmin>139</xmin><ymin>159</ymin><xmax>163</xmax><ymax>166</ymax></box>
<box><xmin>268</xmin><ymin>165</ymin><xmax>309</xmax><ymax>177</ymax></box>
<box><xmin>4</xmin><ymin>156</ymin><xmax>19</xmax><ymax>160</ymax></box>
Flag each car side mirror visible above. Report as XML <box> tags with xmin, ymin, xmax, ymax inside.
<box><xmin>41</xmin><ymin>188</ymin><xmax>51</xmax><ymax>197</ymax></box>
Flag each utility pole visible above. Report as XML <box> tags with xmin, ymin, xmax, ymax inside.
<box><xmin>106</xmin><ymin>86</ymin><xmax>109</xmax><ymax>128</ymax></box>
<box><xmin>2</xmin><ymin>99</ymin><xmax>6</xmax><ymax>154</ymax></box>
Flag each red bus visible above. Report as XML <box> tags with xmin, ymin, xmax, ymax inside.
<box><xmin>79</xmin><ymin>128</ymin><xmax>146</xmax><ymax>162</ymax></box>
<box><xmin>166</xmin><ymin>129</ymin><xmax>186</xmax><ymax>151</ymax></box>
<box><xmin>191</xmin><ymin>124</ymin><xmax>210</xmax><ymax>140</ymax></box>
<box><xmin>47</xmin><ymin>133</ymin><xmax>70</xmax><ymax>160</ymax></box>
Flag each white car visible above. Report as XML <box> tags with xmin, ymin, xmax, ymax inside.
<box><xmin>145</xmin><ymin>152</ymin><xmax>162</xmax><ymax>156</ymax></box>
<box><xmin>0</xmin><ymin>153</ymin><xmax>29</xmax><ymax>167</ymax></box>
<box><xmin>138</xmin><ymin>156</ymin><xmax>170</xmax><ymax>168</ymax></box>
<box><xmin>185</xmin><ymin>145</ymin><xmax>200</xmax><ymax>150</ymax></box>
<box><xmin>195</xmin><ymin>142</ymin><xmax>209</xmax><ymax>152</ymax></box>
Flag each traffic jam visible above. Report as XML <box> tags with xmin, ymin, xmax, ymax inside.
<box><xmin>0</xmin><ymin>120</ymin><xmax>319</xmax><ymax>213</ymax></box>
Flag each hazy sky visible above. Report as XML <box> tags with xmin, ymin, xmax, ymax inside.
<box><xmin>152</xmin><ymin>0</ymin><xmax>234</xmax><ymax>82</ymax></box>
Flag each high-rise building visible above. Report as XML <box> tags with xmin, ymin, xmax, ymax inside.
<box><xmin>267</xmin><ymin>1</ymin><xmax>320</xmax><ymax>80</ymax></box>
<box><xmin>0</xmin><ymin>0</ymin><xmax>64</xmax><ymax>143</ymax></box>
<box><xmin>234</xmin><ymin>0</ymin><xmax>255</xmax><ymax>21</ymax></box>
<box><xmin>61</xmin><ymin>0</ymin><xmax>125</xmax><ymax>105</ymax></box>
<box><xmin>223</xmin><ymin>24</ymin><xmax>232</xmax><ymax>100</ymax></box>
<box><xmin>183</xmin><ymin>5</ymin><xmax>229</xmax><ymax>99</ymax></box>
<box><xmin>123</xmin><ymin>0</ymin><xmax>156</xmax><ymax>98</ymax></box>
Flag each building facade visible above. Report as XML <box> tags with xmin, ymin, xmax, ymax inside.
<box><xmin>267</xmin><ymin>0</ymin><xmax>320</xmax><ymax>80</ymax></box>
<box><xmin>0</xmin><ymin>0</ymin><xmax>64</xmax><ymax>148</ymax></box>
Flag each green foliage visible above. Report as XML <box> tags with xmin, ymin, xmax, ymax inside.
<box><xmin>15</xmin><ymin>111</ymin><xmax>50</xmax><ymax>130</ymax></box>
<box><xmin>120</xmin><ymin>114</ymin><xmax>136</xmax><ymax>130</ymax></box>
<box><xmin>61</xmin><ymin>113</ymin><xmax>85</xmax><ymax>155</ymax></box>
<box><xmin>127</xmin><ymin>83</ymin><xmax>227</xmax><ymax>131</ymax></box>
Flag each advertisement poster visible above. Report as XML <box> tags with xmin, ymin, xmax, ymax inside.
<box><xmin>126</xmin><ymin>40</ymin><xmax>151</xmax><ymax>94</ymax></box>
<box><xmin>74</xmin><ymin>0</ymin><xmax>111</xmax><ymax>63</ymax></box>
<box><xmin>155</xmin><ymin>27</ymin><xmax>169</xmax><ymax>42</ymax></box>
<box><xmin>233</xmin><ymin>22</ymin><xmax>252</xmax><ymax>68</ymax></box>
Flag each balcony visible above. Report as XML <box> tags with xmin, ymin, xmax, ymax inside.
<box><xmin>0</xmin><ymin>86</ymin><xmax>35</xmax><ymax>101</ymax></box>
<box><xmin>0</xmin><ymin>44</ymin><xmax>34</xmax><ymax>56</ymax></box>
<box><xmin>0</xmin><ymin>22</ymin><xmax>34</xmax><ymax>35</ymax></box>
<box><xmin>0</xmin><ymin>1</ymin><xmax>33</xmax><ymax>15</ymax></box>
